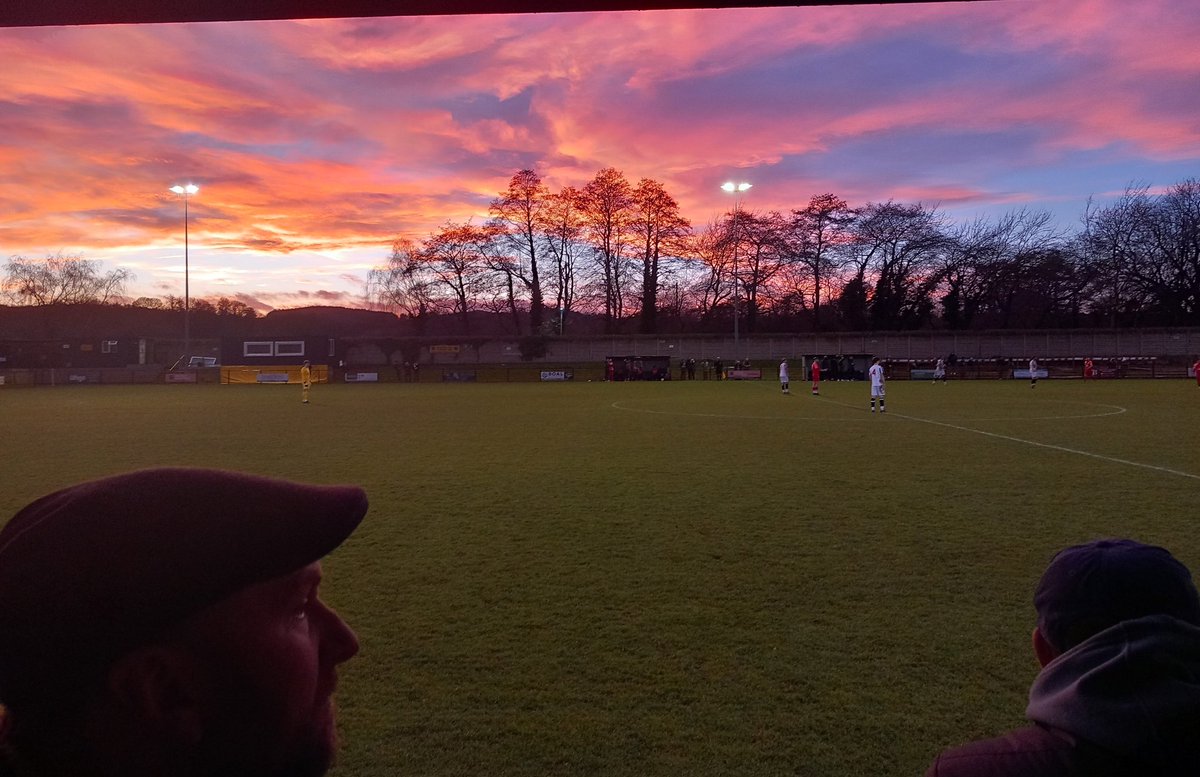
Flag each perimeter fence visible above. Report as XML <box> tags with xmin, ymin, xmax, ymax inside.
<box><xmin>1</xmin><ymin>328</ymin><xmax>1197</xmax><ymax>386</ymax></box>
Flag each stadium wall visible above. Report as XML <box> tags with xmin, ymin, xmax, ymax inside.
<box><xmin>480</xmin><ymin>328</ymin><xmax>1200</xmax><ymax>364</ymax></box>
<box><xmin>2</xmin><ymin>328</ymin><xmax>1198</xmax><ymax>385</ymax></box>
<box><xmin>341</xmin><ymin>328</ymin><xmax>1200</xmax><ymax>368</ymax></box>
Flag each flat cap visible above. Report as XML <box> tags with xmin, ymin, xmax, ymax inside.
<box><xmin>0</xmin><ymin>468</ymin><xmax>368</xmax><ymax>711</ymax></box>
<box><xmin>1035</xmin><ymin>538</ymin><xmax>1200</xmax><ymax>652</ymax></box>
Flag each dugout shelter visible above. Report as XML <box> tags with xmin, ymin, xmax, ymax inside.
<box><xmin>803</xmin><ymin>354</ymin><xmax>869</xmax><ymax>381</ymax></box>
<box><xmin>607</xmin><ymin>355</ymin><xmax>671</xmax><ymax>381</ymax></box>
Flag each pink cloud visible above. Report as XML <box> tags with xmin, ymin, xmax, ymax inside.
<box><xmin>1</xmin><ymin>0</ymin><xmax>1196</xmax><ymax>303</ymax></box>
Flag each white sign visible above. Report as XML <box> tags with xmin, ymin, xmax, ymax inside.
<box><xmin>256</xmin><ymin>372</ymin><xmax>290</xmax><ymax>383</ymax></box>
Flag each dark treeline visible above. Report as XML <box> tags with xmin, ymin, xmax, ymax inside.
<box><xmin>367</xmin><ymin>171</ymin><xmax>1200</xmax><ymax>336</ymax></box>
<box><xmin>5</xmin><ymin>173</ymin><xmax>1197</xmax><ymax>339</ymax></box>
<box><xmin>1</xmin><ymin>252</ymin><xmax>259</xmax><ymax>321</ymax></box>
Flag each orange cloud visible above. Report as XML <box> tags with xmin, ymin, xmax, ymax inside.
<box><xmin>1</xmin><ymin>0</ymin><xmax>1197</xmax><ymax>304</ymax></box>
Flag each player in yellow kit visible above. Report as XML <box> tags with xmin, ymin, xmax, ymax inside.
<box><xmin>300</xmin><ymin>360</ymin><xmax>312</xmax><ymax>403</ymax></box>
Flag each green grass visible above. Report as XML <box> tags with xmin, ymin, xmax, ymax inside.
<box><xmin>2</xmin><ymin>378</ymin><xmax>1198</xmax><ymax>776</ymax></box>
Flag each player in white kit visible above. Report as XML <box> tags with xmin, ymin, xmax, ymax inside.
<box><xmin>779</xmin><ymin>359</ymin><xmax>790</xmax><ymax>394</ymax></box>
<box><xmin>869</xmin><ymin>358</ymin><xmax>886</xmax><ymax>413</ymax></box>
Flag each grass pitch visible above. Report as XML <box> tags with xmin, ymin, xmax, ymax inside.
<box><xmin>1</xmin><ymin>377</ymin><xmax>1198</xmax><ymax>776</ymax></box>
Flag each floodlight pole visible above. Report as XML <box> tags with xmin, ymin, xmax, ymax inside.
<box><xmin>169</xmin><ymin>184</ymin><xmax>199</xmax><ymax>363</ymax></box>
<box><xmin>721</xmin><ymin>182</ymin><xmax>751</xmax><ymax>352</ymax></box>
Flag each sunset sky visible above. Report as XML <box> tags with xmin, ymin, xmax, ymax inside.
<box><xmin>1</xmin><ymin>0</ymin><xmax>1197</xmax><ymax>312</ymax></box>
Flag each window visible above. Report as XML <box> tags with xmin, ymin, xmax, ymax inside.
<box><xmin>274</xmin><ymin>341</ymin><xmax>305</xmax><ymax>357</ymax></box>
<box><xmin>243</xmin><ymin>341</ymin><xmax>274</xmax><ymax>357</ymax></box>
<box><xmin>101</xmin><ymin>340</ymin><xmax>119</xmax><ymax>353</ymax></box>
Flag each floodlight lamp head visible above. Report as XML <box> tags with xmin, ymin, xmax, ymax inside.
<box><xmin>721</xmin><ymin>182</ymin><xmax>752</xmax><ymax>193</ymax></box>
<box><xmin>170</xmin><ymin>184</ymin><xmax>199</xmax><ymax>195</ymax></box>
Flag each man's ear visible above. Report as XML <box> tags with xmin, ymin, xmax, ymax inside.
<box><xmin>104</xmin><ymin>646</ymin><xmax>206</xmax><ymax>746</ymax></box>
<box><xmin>1032</xmin><ymin>626</ymin><xmax>1060</xmax><ymax>668</ymax></box>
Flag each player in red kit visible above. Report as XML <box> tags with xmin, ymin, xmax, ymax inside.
<box><xmin>1083</xmin><ymin>358</ymin><xmax>1094</xmax><ymax>380</ymax></box>
<box><xmin>1193</xmin><ymin>357</ymin><xmax>1200</xmax><ymax>387</ymax></box>
<box><xmin>810</xmin><ymin>358</ymin><xmax>821</xmax><ymax>395</ymax></box>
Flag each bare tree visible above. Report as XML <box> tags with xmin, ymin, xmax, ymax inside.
<box><xmin>1147</xmin><ymin>178</ymin><xmax>1200</xmax><ymax>324</ymax></box>
<box><xmin>939</xmin><ymin>215</ymin><xmax>1001</xmax><ymax>329</ymax></box>
<box><xmin>719</xmin><ymin>209</ymin><xmax>787</xmax><ymax>334</ymax></box>
<box><xmin>1080</xmin><ymin>185</ymin><xmax>1157</xmax><ymax>326</ymax></box>
<box><xmin>631</xmin><ymin>178</ymin><xmax>690</xmax><ymax>334</ymax></box>
<box><xmin>541</xmin><ymin>186</ymin><xmax>585</xmax><ymax>334</ymax></box>
<box><xmin>422</xmin><ymin>223</ymin><xmax>493</xmax><ymax>334</ymax></box>
<box><xmin>2</xmin><ymin>253</ymin><xmax>132</xmax><ymax>305</ymax></box>
<box><xmin>848</xmin><ymin>201</ymin><xmax>947</xmax><ymax>330</ymax></box>
<box><xmin>488</xmin><ymin>170</ymin><xmax>550</xmax><ymax>334</ymax></box>
<box><xmin>578</xmin><ymin>167</ymin><xmax>634</xmax><ymax>333</ymax></box>
<box><xmin>366</xmin><ymin>238</ymin><xmax>439</xmax><ymax>334</ymax></box>
<box><xmin>940</xmin><ymin>208</ymin><xmax>1070</xmax><ymax>328</ymax></box>
<box><xmin>477</xmin><ymin>221</ymin><xmax>528</xmax><ymax>335</ymax></box>
<box><xmin>1084</xmin><ymin>179</ymin><xmax>1200</xmax><ymax>325</ymax></box>
<box><xmin>685</xmin><ymin>219</ymin><xmax>735</xmax><ymax>330</ymax></box>
<box><xmin>787</xmin><ymin>194</ymin><xmax>857</xmax><ymax>330</ymax></box>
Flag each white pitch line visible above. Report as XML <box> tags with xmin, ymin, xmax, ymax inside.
<box><xmin>612</xmin><ymin>392</ymin><xmax>1197</xmax><ymax>481</ymax></box>
<box><xmin>828</xmin><ymin>400</ymin><xmax>1200</xmax><ymax>482</ymax></box>
<box><xmin>609</xmin><ymin>400</ymin><xmax>872</xmax><ymax>423</ymax></box>
<box><xmin>938</xmin><ymin>399</ymin><xmax>1128</xmax><ymax>422</ymax></box>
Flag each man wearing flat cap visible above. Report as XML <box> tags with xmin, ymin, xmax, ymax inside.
<box><xmin>926</xmin><ymin>538</ymin><xmax>1200</xmax><ymax>776</ymax></box>
<box><xmin>0</xmin><ymin>468</ymin><xmax>368</xmax><ymax>777</ymax></box>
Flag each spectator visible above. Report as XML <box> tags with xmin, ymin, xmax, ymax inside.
<box><xmin>926</xmin><ymin>538</ymin><xmax>1200</xmax><ymax>776</ymax></box>
<box><xmin>0</xmin><ymin>468</ymin><xmax>368</xmax><ymax>777</ymax></box>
